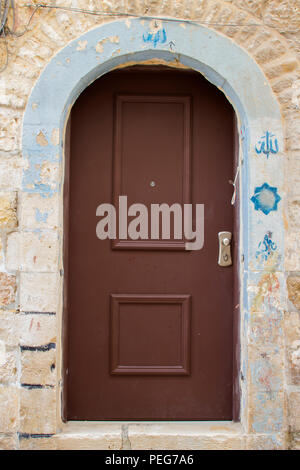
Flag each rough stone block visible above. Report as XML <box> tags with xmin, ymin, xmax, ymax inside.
<box><xmin>56</xmin><ymin>434</ymin><xmax>122</xmax><ymax>450</ymax></box>
<box><xmin>264</xmin><ymin>57</ymin><xmax>299</xmax><ymax>80</ymax></box>
<box><xmin>56</xmin><ymin>422</ymin><xmax>123</xmax><ymax>450</ymax></box>
<box><xmin>19</xmin><ymin>435</ymin><xmax>57</xmax><ymax>450</ymax></box>
<box><xmin>0</xmin><ymin>350</ymin><xmax>17</xmax><ymax>384</ymax></box>
<box><xmin>0</xmin><ymin>158</ymin><xmax>24</xmax><ymax>190</ymax></box>
<box><xmin>0</xmin><ymin>108</ymin><xmax>21</xmax><ymax>153</ymax></box>
<box><xmin>287</xmin><ymin>390</ymin><xmax>300</xmax><ymax>431</ymax></box>
<box><xmin>254</xmin><ymin>41</ymin><xmax>286</xmax><ymax>64</ymax></box>
<box><xmin>286</xmin><ymin>151</ymin><xmax>300</xmax><ymax>195</ymax></box>
<box><xmin>0</xmin><ymin>192</ymin><xmax>17</xmax><ymax>230</ymax></box>
<box><xmin>289</xmin><ymin>431</ymin><xmax>300</xmax><ymax>450</ymax></box>
<box><xmin>0</xmin><ymin>434</ymin><xmax>18</xmax><ymax>450</ymax></box>
<box><xmin>288</xmin><ymin>199</ymin><xmax>300</xmax><ymax>230</ymax></box>
<box><xmin>5</xmin><ymin>232</ymin><xmax>20</xmax><ymax>272</ymax></box>
<box><xmin>263</xmin><ymin>0</ymin><xmax>300</xmax><ymax>30</ymax></box>
<box><xmin>0</xmin><ymin>273</ymin><xmax>16</xmax><ymax>306</ymax></box>
<box><xmin>284</xmin><ymin>311</ymin><xmax>300</xmax><ymax>385</ymax></box>
<box><xmin>0</xmin><ymin>238</ymin><xmax>3</xmax><ymax>267</ymax></box>
<box><xmin>128</xmin><ymin>432</ymin><xmax>245</xmax><ymax>450</ymax></box>
<box><xmin>248</xmin><ymin>345</ymin><xmax>284</xmax><ymax>394</ymax></box>
<box><xmin>20</xmin><ymin>387</ymin><xmax>56</xmax><ymax>434</ymax></box>
<box><xmin>0</xmin><ymin>310</ymin><xmax>19</xmax><ymax>347</ymax></box>
<box><xmin>0</xmin><ymin>385</ymin><xmax>19</xmax><ymax>432</ymax></box>
<box><xmin>249</xmin><ymin>391</ymin><xmax>284</xmax><ymax>434</ymax></box>
<box><xmin>21</xmin><ymin>348</ymin><xmax>56</xmax><ymax>386</ymax></box>
<box><xmin>287</xmin><ymin>276</ymin><xmax>300</xmax><ymax>310</ymax></box>
<box><xmin>23</xmin><ymin>231</ymin><xmax>59</xmax><ymax>272</ymax></box>
<box><xmin>249</xmin><ymin>310</ymin><xmax>283</xmax><ymax>348</ymax></box>
<box><xmin>20</xmin><ymin>272</ymin><xmax>58</xmax><ymax>312</ymax></box>
<box><xmin>6</xmin><ymin>231</ymin><xmax>59</xmax><ymax>272</ymax></box>
<box><xmin>286</xmin><ymin>117</ymin><xmax>300</xmax><ymax>151</ymax></box>
<box><xmin>233</xmin><ymin>0</ymin><xmax>263</xmax><ymax>17</ymax></box>
<box><xmin>18</xmin><ymin>314</ymin><xmax>56</xmax><ymax>347</ymax></box>
<box><xmin>246</xmin><ymin>433</ymin><xmax>285</xmax><ymax>450</ymax></box>
<box><xmin>285</xmin><ymin>232</ymin><xmax>300</xmax><ymax>271</ymax></box>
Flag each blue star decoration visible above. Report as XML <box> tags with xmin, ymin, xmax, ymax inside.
<box><xmin>250</xmin><ymin>182</ymin><xmax>281</xmax><ymax>215</ymax></box>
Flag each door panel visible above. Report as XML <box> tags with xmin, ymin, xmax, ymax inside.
<box><xmin>113</xmin><ymin>94</ymin><xmax>191</xmax><ymax>249</ymax></box>
<box><xmin>110</xmin><ymin>294</ymin><xmax>191</xmax><ymax>376</ymax></box>
<box><xmin>66</xmin><ymin>67</ymin><xmax>235</xmax><ymax>420</ymax></box>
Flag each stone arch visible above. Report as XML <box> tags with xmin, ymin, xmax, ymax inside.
<box><xmin>21</xmin><ymin>18</ymin><xmax>285</xmax><ymax>438</ymax></box>
<box><xmin>9</xmin><ymin>1</ymin><xmax>299</xmax><ymax>116</ymax></box>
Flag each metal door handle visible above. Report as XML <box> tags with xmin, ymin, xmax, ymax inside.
<box><xmin>218</xmin><ymin>231</ymin><xmax>232</xmax><ymax>267</ymax></box>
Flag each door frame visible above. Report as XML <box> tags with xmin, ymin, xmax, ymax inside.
<box><xmin>21</xmin><ymin>18</ymin><xmax>285</xmax><ymax>437</ymax></box>
<box><xmin>63</xmin><ymin>66</ymin><xmax>240</xmax><ymax>421</ymax></box>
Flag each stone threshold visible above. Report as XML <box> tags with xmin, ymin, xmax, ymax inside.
<box><xmin>55</xmin><ymin>421</ymin><xmax>246</xmax><ymax>450</ymax></box>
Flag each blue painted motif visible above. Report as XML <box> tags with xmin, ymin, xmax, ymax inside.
<box><xmin>255</xmin><ymin>131</ymin><xmax>279</xmax><ymax>158</ymax></box>
<box><xmin>143</xmin><ymin>28</ymin><xmax>167</xmax><ymax>48</ymax></box>
<box><xmin>250</xmin><ymin>182</ymin><xmax>281</xmax><ymax>215</ymax></box>
<box><xmin>256</xmin><ymin>231</ymin><xmax>277</xmax><ymax>261</ymax></box>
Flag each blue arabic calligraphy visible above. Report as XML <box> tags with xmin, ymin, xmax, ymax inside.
<box><xmin>255</xmin><ymin>131</ymin><xmax>279</xmax><ymax>158</ymax></box>
<box><xmin>256</xmin><ymin>232</ymin><xmax>277</xmax><ymax>262</ymax></box>
<box><xmin>143</xmin><ymin>28</ymin><xmax>167</xmax><ymax>48</ymax></box>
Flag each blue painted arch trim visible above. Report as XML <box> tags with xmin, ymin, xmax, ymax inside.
<box><xmin>21</xmin><ymin>18</ymin><xmax>285</xmax><ymax>432</ymax></box>
<box><xmin>23</xmin><ymin>19</ymin><xmax>281</xmax><ymax>126</ymax></box>
<box><xmin>22</xmin><ymin>17</ymin><xmax>281</xmax><ymax>270</ymax></box>
<box><xmin>21</xmin><ymin>18</ymin><xmax>260</xmax><ymax>282</ymax></box>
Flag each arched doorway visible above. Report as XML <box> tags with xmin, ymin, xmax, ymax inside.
<box><xmin>21</xmin><ymin>18</ymin><xmax>285</xmax><ymax>435</ymax></box>
<box><xmin>64</xmin><ymin>65</ymin><xmax>238</xmax><ymax>420</ymax></box>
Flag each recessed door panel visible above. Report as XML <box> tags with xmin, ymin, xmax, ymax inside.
<box><xmin>110</xmin><ymin>294</ymin><xmax>191</xmax><ymax>375</ymax></box>
<box><xmin>113</xmin><ymin>94</ymin><xmax>191</xmax><ymax>249</ymax></box>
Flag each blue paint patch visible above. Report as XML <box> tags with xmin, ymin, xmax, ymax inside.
<box><xmin>23</xmin><ymin>177</ymin><xmax>56</xmax><ymax>198</ymax></box>
<box><xmin>35</xmin><ymin>209</ymin><xmax>49</xmax><ymax>223</ymax></box>
<box><xmin>143</xmin><ymin>28</ymin><xmax>167</xmax><ymax>48</ymax></box>
<box><xmin>252</xmin><ymin>392</ymin><xmax>283</xmax><ymax>433</ymax></box>
<box><xmin>256</xmin><ymin>231</ymin><xmax>277</xmax><ymax>262</ymax></box>
<box><xmin>250</xmin><ymin>357</ymin><xmax>282</xmax><ymax>393</ymax></box>
<box><xmin>251</xmin><ymin>183</ymin><xmax>281</xmax><ymax>215</ymax></box>
<box><xmin>255</xmin><ymin>131</ymin><xmax>279</xmax><ymax>158</ymax></box>
<box><xmin>22</xmin><ymin>149</ymin><xmax>60</xmax><ymax>198</ymax></box>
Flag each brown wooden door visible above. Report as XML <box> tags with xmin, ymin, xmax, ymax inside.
<box><xmin>65</xmin><ymin>67</ymin><xmax>235</xmax><ymax>420</ymax></box>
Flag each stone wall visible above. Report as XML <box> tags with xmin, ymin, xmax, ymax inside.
<box><xmin>0</xmin><ymin>0</ymin><xmax>299</xmax><ymax>450</ymax></box>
